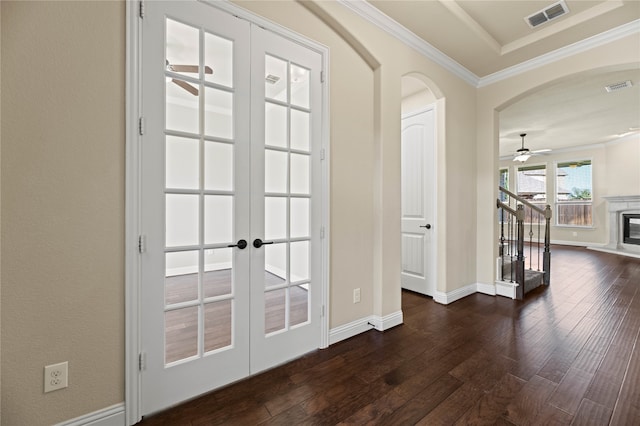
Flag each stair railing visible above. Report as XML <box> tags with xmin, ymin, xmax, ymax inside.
<box><xmin>497</xmin><ymin>186</ymin><xmax>552</xmax><ymax>299</ymax></box>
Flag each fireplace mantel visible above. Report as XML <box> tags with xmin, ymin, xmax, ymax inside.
<box><xmin>591</xmin><ymin>195</ymin><xmax>640</xmax><ymax>258</ymax></box>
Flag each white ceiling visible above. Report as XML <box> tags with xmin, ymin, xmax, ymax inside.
<box><xmin>364</xmin><ymin>0</ymin><xmax>640</xmax><ymax>157</ymax></box>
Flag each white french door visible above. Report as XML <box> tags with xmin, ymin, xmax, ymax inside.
<box><xmin>401</xmin><ymin>108</ymin><xmax>436</xmax><ymax>297</ymax></box>
<box><xmin>138</xmin><ymin>1</ymin><xmax>324</xmax><ymax>416</ymax></box>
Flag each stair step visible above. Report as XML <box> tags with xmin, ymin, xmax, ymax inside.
<box><xmin>499</xmin><ymin>258</ymin><xmax>546</xmax><ymax>295</ymax></box>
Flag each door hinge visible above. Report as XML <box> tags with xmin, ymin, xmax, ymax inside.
<box><xmin>320</xmin><ymin>71</ymin><xmax>325</xmax><ymax>83</ymax></box>
<box><xmin>321</xmin><ymin>305</ymin><xmax>325</xmax><ymax>317</ymax></box>
<box><xmin>138</xmin><ymin>352</ymin><xmax>146</xmax><ymax>371</ymax></box>
<box><xmin>138</xmin><ymin>235</ymin><xmax>146</xmax><ymax>253</ymax></box>
<box><xmin>138</xmin><ymin>117</ymin><xmax>145</xmax><ymax>135</ymax></box>
<box><xmin>139</xmin><ymin>0</ymin><xmax>145</xmax><ymax>19</ymax></box>
<box><xmin>320</xmin><ymin>226</ymin><xmax>325</xmax><ymax>239</ymax></box>
<box><xmin>320</xmin><ymin>148</ymin><xmax>325</xmax><ymax>160</ymax></box>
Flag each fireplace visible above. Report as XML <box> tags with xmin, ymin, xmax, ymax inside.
<box><xmin>623</xmin><ymin>214</ymin><xmax>640</xmax><ymax>246</ymax></box>
<box><xmin>595</xmin><ymin>195</ymin><xmax>640</xmax><ymax>257</ymax></box>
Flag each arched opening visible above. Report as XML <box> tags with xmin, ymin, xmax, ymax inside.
<box><xmin>400</xmin><ymin>74</ymin><xmax>442</xmax><ymax>300</ymax></box>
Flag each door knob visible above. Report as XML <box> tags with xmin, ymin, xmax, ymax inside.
<box><xmin>227</xmin><ymin>239</ymin><xmax>248</xmax><ymax>249</ymax></box>
<box><xmin>419</xmin><ymin>224</ymin><xmax>432</xmax><ymax>229</ymax></box>
<box><xmin>253</xmin><ymin>238</ymin><xmax>274</xmax><ymax>248</ymax></box>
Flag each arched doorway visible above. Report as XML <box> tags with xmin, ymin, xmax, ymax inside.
<box><xmin>400</xmin><ymin>75</ymin><xmax>438</xmax><ymax>297</ymax></box>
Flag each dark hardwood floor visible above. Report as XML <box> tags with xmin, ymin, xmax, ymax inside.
<box><xmin>139</xmin><ymin>245</ymin><xmax>640</xmax><ymax>425</ymax></box>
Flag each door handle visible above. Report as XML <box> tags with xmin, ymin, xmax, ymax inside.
<box><xmin>419</xmin><ymin>224</ymin><xmax>432</xmax><ymax>229</ymax></box>
<box><xmin>227</xmin><ymin>239</ymin><xmax>248</xmax><ymax>249</ymax></box>
<box><xmin>253</xmin><ymin>238</ymin><xmax>274</xmax><ymax>248</ymax></box>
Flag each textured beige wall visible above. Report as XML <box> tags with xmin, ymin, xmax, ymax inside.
<box><xmin>605</xmin><ymin>137</ymin><xmax>640</xmax><ymax>197</ymax></box>
<box><xmin>1</xmin><ymin>2</ymin><xmax>125</xmax><ymax>425</ymax></box>
<box><xmin>476</xmin><ymin>36</ymin><xmax>640</xmax><ymax>286</ymax></box>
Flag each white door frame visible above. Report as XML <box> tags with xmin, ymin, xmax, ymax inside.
<box><xmin>125</xmin><ymin>1</ymin><xmax>330</xmax><ymax>424</ymax></box>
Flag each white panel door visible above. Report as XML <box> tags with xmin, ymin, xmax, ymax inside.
<box><xmin>401</xmin><ymin>108</ymin><xmax>436</xmax><ymax>296</ymax></box>
<box><xmin>139</xmin><ymin>1</ymin><xmax>323</xmax><ymax>416</ymax></box>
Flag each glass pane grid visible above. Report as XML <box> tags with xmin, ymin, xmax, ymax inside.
<box><xmin>164</xmin><ymin>19</ymin><xmax>236</xmax><ymax>365</ymax></box>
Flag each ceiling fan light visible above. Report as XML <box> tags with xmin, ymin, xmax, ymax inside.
<box><xmin>513</xmin><ymin>153</ymin><xmax>531</xmax><ymax>162</ymax></box>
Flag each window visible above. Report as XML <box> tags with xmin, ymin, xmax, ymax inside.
<box><xmin>499</xmin><ymin>168</ymin><xmax>509</xmax><ymax>202</ymax></box>
<box><xmin>556</xmin><ymin>160</ymin><xmax>592</xmax><ymax>226</ymax></box>
<box><xmin>517</xmin><ymin>164</ymin><xmax>546</xmax><ymax>202</ymax></box>
<box><xmin>517</xmin><ymin>164</ymin><xmax>546</xmax><ymax>222</ymax></box>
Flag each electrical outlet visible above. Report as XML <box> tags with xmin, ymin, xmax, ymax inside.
<box><xmin>353</xmin><ymin>288</ymin><xmax>361</xmax><ymax>304</ymax></box>
<box><xmin>44</xmin><ymin>361</ymin><xmax>68</xmax><ymax>393</ymax></box>
<box><xmin>572</xmin><ymin>231</ymin><xmax>578</xmax><ymax>237</ymax></box>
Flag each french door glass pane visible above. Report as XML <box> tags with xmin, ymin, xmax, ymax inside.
<box><xmin>290</xmin><ymin>241</ymin><xmax>309</xmax><ymax>282</ymax></box>
<box><xmin>290</xmin><ymin>285</ymin><xmax>309</xmax><ymax>327</ymax></box>
<box><xmin>204</xmin><ymin>301</ymin><xmax>232</xmax><ymax>352</ymax></box>
<box><xmin>265</xmin><ymin>197</ymin><xmax>287</xmax><ymax>241</ymax></box>
<box><xmin>290</xmin><ymin>198</ymin><xmax>309</xmax><ymax>238</ymax></box>
<box><xmin>265</xmin><ymin>243</ymin><xmax>287</xmax><ymax>287</ymax></box>
<box><xmin>265</xmin><ymin>55</ymin><xmax>287</xmax><ymax>102</ymax></box>
<box><xmin>165</xmin><ymin>251</ymin><xmax>199</xmax><ymax>305</ymax></box>
<box><xmin>290</xmin><ymin>109</ymin><xmax>310</xmax><ymax>152</ymax></box>
<box><xmin>290</xmin><ymin>64</ymin><xmax>310</xmax><ymax>108</ymax></box>
<box><xmin>166</xmin><ymin>136</ymin><xmax>199</xmax><ymax>190</ymax></box>
<box><xmin>204</xmin><ymin>87</ymin><xmax>233</xmax><ymax>139</ymax></box>
<box><xmin>204</xmin><ymin>248</ymin><xmax>233</xmax><ymax>298</ymax></box>
<box><xmin>166</xmin><ymin>79</ymin><xmax>199</xmax><ymax>134</ymax></box>
<box><xmin>265</xmin><ymin>150</ymin><xmax>288</xmax><ymax>193</ymax></box>
<box><xmin>166</xmin><ymin>19</ymin><xmax>199</xmax><ymax>80</ymax></box>
<box><xmin>290</xmin><ymin>154</ymin><xmax>309</xmax><ymax>194</ymax></box>
<box><xmin>204</xmin><ymin>195</ymin><xmax>233</xmax><ymax>244</ymax></box>
<box><xmin>204</xmin><ymin>141</ymin><xmax>233</xmax><ymax>191</ymax></box>
<box><xmin>265</xmin><ymin>288</ymin><xmax>286</xmax><ymax>334</ymax></box>
<box><xmin>265</xmin><ymin>103</ymin><xmax>287</xmax><ymax>148</ymax></box>
<box><xmin>165</xmin><ymin>306</ymin><xmax>198</xmax><ymax>364</ymax></box>
<box><xmin>166</xmin><ymin>194</ymin><xmax>199</xmax><ymax>247</ymax></box>
<box><xmin>204</xmin><ymin>32</ymin><xmax>233</xmax><ymax>87</ymax></box>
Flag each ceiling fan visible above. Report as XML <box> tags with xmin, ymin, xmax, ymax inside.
<box><xmin>166</xmin><ymin>60</ymin><xmax>213</xmax><ymax>96</ymax></box>
<box><xmin>513</xmin><ymin>133</ymin><xmax>551</xmax><ymax>162</ymax></box>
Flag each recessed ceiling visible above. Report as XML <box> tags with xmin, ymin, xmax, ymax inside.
<box><xmin>368</xmin><ymin>0</ymin><xmax>640</xmax><ymax>78</ymax></box>
<box><xmin>368</xmin><ymin>0</ymin><xmax>640</xmax><ymax>154</ymax></box>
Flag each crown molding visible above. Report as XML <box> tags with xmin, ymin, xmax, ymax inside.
<box><xmin>479</xmin><ymin>19</ymin><xmax>640</xmax><ymax>88</ymax></box>
<box><xmin>336</xmin><ymin>0</ymin><xmax>479</xmax><ymax>87</ymax></box>
<box><xmin>335</xmin><ymin>1</ymin><xmax>639</xmax><ymax>89</ymax></box>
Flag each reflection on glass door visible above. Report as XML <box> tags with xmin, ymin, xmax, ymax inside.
<box><xmin>164</xmin><ymin>17</ymin><xmax>238</xmax><ymax>366</ymax></box>
<box><xmin>263</xmin><ymin>55</ymin><xmax>312</xmax><ymax>335</ymax></box>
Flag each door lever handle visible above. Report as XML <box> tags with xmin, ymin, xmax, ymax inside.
<box><xmin>253</xmin><ymin>238</ymin><xmax>274</xmax><ymax>248</ymax></box>
<box><xmin>419</xmin><ymin>224</ymin><xmax>432</xmax><ymax>229</ymax></box>
<box><xmin>227</xmin><ymin>239</ymin><xmax>248</xmax><ymax>249</ymax></box>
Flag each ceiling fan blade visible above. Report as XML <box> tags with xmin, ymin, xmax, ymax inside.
<box><xmin>172</xmin><ymin>79</ymin><xmax>198</xmax><ymax>96</ymax></box>
<box><xmin>532</xmin><ymin>149</ymin><xmax>551</xmax><ymax>154</ymax></box>
<box><xmin>170</xmin><ymin>64</ymin><xmax>214</xmax><ymax>75</ymax></box>
<box><xmin>170</xmin><ymin>64</ymin><xmax>199</xmax><ymax>73</ymax></box>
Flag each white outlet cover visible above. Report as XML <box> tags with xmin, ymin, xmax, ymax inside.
<box><xmin>44</xmin><ymin>361</ymin><xmax>68</xmax><ymax>393</ymax></box>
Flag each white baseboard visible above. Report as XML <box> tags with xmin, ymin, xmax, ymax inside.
<box><xmin>433</xmin><ymin>283</ymin><xmax>476</xmax><ymax>305</ymax></box>
<box><xmin>550</xmin><ymin>239</ymin><xmax>589</xmax><ymax>247</ymax></box>
<box><xmin>329</xmin><ymin>310</ymin><xmax>404</xmax><ymax>345</ymax></box>
<box><xmin>56</xmin><ymin>403</ymin><xmax>125</xmax><ymax>426</ymax></box>
<box><xmin>495</xmin><ymin>280</ymin><xmax>518</xmax><ymax>299</ymax></box>
<box><xmin>476</xmin><ymin>282</ymin><xmax>496</xmax><ymax>296</ymax></box>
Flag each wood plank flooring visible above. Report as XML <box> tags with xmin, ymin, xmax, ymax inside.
<box><xmin>138</xmin><ymin>245</ymin><xmax>640</xmax><ymax>425</ymax></box>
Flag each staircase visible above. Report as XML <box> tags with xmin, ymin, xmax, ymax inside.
<box><xmin>496</xmin><ymin>186</ymin><xmax>551</xmax><ymax>300</ymax></box>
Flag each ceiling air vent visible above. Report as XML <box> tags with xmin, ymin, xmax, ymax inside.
<box><xmin>525</xmin><ymin>0</ymin><xmax>569</xmax><ymax>28</ymax></box>
<box><xmin>605</xmin><ymin>80</ymin><xmax>633</xmax><ymax>93</ymax></box>
<box><xmin>265</xmin><ymin>74</ymin><xmax>280</xmax><ymax>85</ymax></box>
